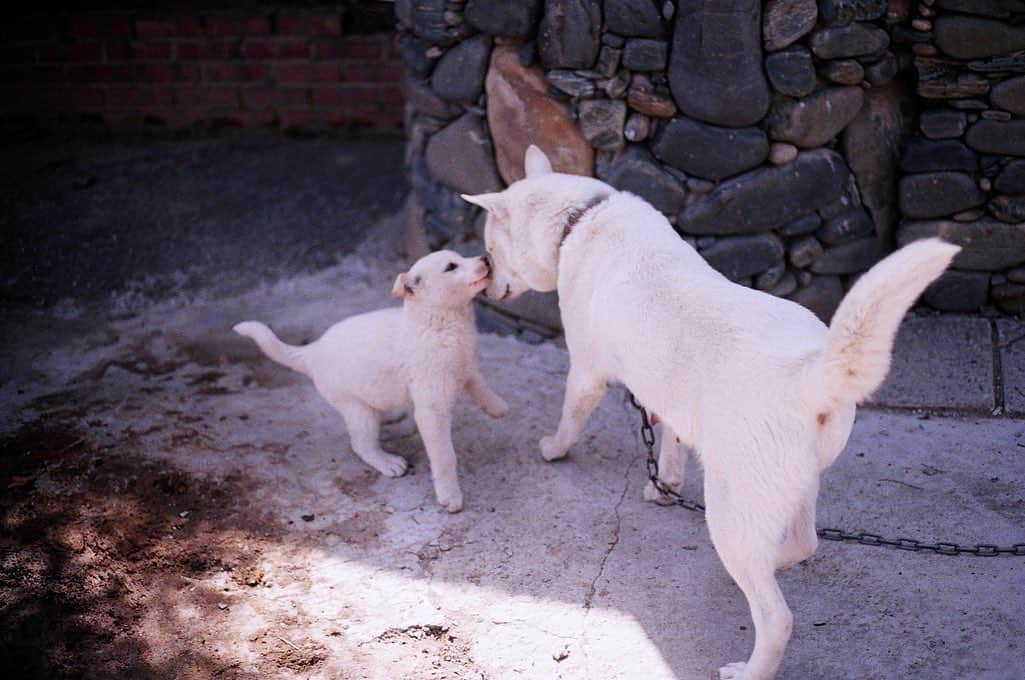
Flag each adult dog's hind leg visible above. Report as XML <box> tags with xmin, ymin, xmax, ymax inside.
<box><xmin>706</xmin><ymin>473</ymin><xmax>795</xmax><ymax>680</ymax></box>
<box><xmin>643</xmin><ymin>425</ymin><xmax>688</xmax><ymax>505</ymax></box>
<box><xmin>540</xmin><ymin>363</ymin><xmax>607</xmax><ymax>461</ymax></box>
<box><xmin>777</xmin><ymin>491</ymin><xmax>818</xmax><ymax>570</ymax></box>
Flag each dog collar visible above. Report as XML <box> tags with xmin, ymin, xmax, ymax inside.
<box><xmin>559</xmin><ymin>194</ymin><xmax>610</xmax><ymax>247</ymax></box>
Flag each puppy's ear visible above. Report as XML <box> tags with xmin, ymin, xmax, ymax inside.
<box><xmin>461</xmin><ymin>192</ymin><xmax>507</xmax><ymax>220</ymax></box>
<box><xmin>524</xmin><ymin>145</ymin><xmax>553</xmax><ymax>178</ymax></box>
<box><xmin>391</xmin><ymin>272</ymin><xmax>414</xmax><ymax>299</ymax></box>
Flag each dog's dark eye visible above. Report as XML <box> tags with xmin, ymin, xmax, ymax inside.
<box><xmin>444</xmin><ymin>262</ymin><xmax>458</xmax><ymax>272</ymax></box>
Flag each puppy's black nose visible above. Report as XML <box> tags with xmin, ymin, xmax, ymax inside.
<box><xmin>480</xmin><ymin>254</ymin><xmax>491</xmax><ymax>271</ymax></box>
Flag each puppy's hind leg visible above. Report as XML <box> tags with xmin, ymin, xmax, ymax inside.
<box><xmin>465</xmin><ymin>370</ymin><xmax>510</xmax><ymax>418</ymax></box>
<box><xmin>706</xmin><ymin>474</ymin><xmax>794</xmax><ymax>680</ymax></box>
<box><xmin>643</xmin><ymin>425</ymin><xmax>688</xmax><ymax>505</ymax></box>
<box><xmin>540</xmin><ymin>364</ymin><xmax>607</xmax><ymax>461</ymax></box>
<box><xmin>334</xmin><ymin>398</ymin><xmax>408</xmax><ymax>478</ymax></box>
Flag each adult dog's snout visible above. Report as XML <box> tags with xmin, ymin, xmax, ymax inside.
<box><xmin>480</xmin><ymin>254</ymin><xmax>491</xmax><ymax>273</ymax></box>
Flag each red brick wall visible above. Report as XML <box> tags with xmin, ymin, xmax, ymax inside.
<box><xmin>0</xmin><ymin>8</ymin><xmax>403</xmax><ymax>133</ymax></box>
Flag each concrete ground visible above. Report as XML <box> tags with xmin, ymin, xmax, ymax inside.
<box><xmin>1</xmin><ymin>135</ymin><xmax>1023</xmax><ymax>679</ymax></box>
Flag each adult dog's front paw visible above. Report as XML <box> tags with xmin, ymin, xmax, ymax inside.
<box><xmin>539</xmin><ymin>435</ymin><xmax>567</xmax><ymax>461</ymax></box>
<box><xmin>372</xmin><ymin>452</ymin><xmax>409</xmax><ymax>478</ymax></box>
<box><xmin>717</xmin><ymin>661</ymin><xmax>749</xmax><ymax>680</ymax></box>
<box><xmin>436</xmin><ymin>488</ymin><xmax>464</xmax><ymax>513</ymax></box>
<box><xmin>485</xmin><ymin>396</ymin><xmax>510</xmax><ymax>419</ymax></box>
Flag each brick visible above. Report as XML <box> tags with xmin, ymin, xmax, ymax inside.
<box><xmin>206</xmin><ymin>87</ymin><xmax>240</xmax><ymax>108</ymax></box>
<box><xmin>340</xmin><ymin>37</ymin><xmax>383</xmax><ymax>59</ymax></box>
<box><xmin>69</xmin><ymin>87</ymin><xmax>105</xmax><ymax>109</ymax></box>
<box><xmin>241</xmin><ymin>38</ymin><xmax>309</xmax><ymax>60</ymax></box>
<box><xmin>204</xmin><ymin>62</ymin><xmax>269</xmax><ymax>82</ymax></box>
<box><xmin>67</xmin><ymin>42</ymin><xmax>103</xmax><ymax>62</ymax></box>
<box><xmin>274</xmin><ymin>14</ymin><xmax>308</xmax><ymax>35</ymax></box>
<box><xmin>274</xmin><ymin>63</ymin><xmax>312</xmax><ymax>83</ymax></box>
<box><xmin>280</xmin><ymin>109</ymin><xmax>315</xmax><ymax>128</ymax></box>
<box><xmin>206</xmin><ymin>14</ymin><xmax>271</xmax><ymax>37</ymax></box>
<box><xmin>279</xmin><ymin>87</ymin><xmax>309</xmax><ymax>109</ymax></box>
<box><xmin>339</xmin><ymin>84</ymin><xmax>378</xmax><ymax>105</ymax></box>
<box><xmin>137</xmin><ymin>63</ymin><xmax>201</xmax><ymax>83</ymax></box>
<box><xmin>105</xmin><ymin>40</ymin><xmax>131</xmax><ymax>62</ymax></box>
<box><xmin>176</xmin><ymin>18</ymin><xmax>204</xmax><ymax>37</ymax></box>
<box><xmin>310</xmin><ymin>62</ymin><xmax>340</xmax><ymax>81</ymax></box>
<box><xmin>66</xmin><ymin>63</ymin><xmax>131</xmax><ymax>83</ymax></box>
<box><xmin>241</xmin><ymin>87</ymin><xmax>277</xmax><ymax>108</ymax></box>
<box><xmin>311</xmin><ymin>38</ymin><xmax>343</xmax><ymax>59</ymax></box>
<box><xmin>307</xmin><ymin>13</ymin><xmax>343</xmax><ymax>36</ymax></box>
<box><xmin>135</xmin><ymin>19</ymin><xmax>178</xmax><ymax>39</ymax></box>
<box><xmin>177</xmin><ymin>39</ymin><xmax>240</xmax><ymax>60</ymax></box>
<box><xmin>311</xmin><ymin>86</ymin><xmax>343</xmax><ymax>106</ymax></box>
<box><xmin>379</xmin><ymin>85</ymin><xmax>403</xmax><ymax>104</ymax></box>
<box><xmin>107</xmin><ymin>86</ymin><xmax>157</xmax><ymax>108</ymax></box>
<box><xmin>131</xmin><ymin>42</ymin><xmax>172</xmax><ymax>62</ymax></box>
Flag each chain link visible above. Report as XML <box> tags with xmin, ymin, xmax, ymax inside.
<box><xmin>628</xmin><ymin>394</ymin><xmax>1025</xmax><ymax>558</ymax></box>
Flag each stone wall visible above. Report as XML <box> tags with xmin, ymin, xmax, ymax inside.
<box><xmin>399</xmin><ymin>0</ymin><xmax>1025</xmax><ymax>320</ymax></box>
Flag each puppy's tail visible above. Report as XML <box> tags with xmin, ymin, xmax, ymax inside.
<box><xmin>233</xmin><ymin>321</ymin><xmax>307</xmax><ymax>374</ymax></box>
<box><xmin>821</xmin><ymin>238</ymin><xmax>959</xmax><ymax>404</ymax></box>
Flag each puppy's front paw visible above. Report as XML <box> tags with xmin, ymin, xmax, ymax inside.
<box><xmin>539</xmin><ymin>435</ymin><xmax>567</xmax><ymax>461</ymax></box>
<box><xmin>369</xmin><ymin>452</ymin><xmax>408</xmax><ymax>478</ymax></box>
<box><xmin>485</xmin><ymin>396</ymin><xmax>510</xmax><ymax>419</ymax></box>
<box><xmin>716</xmin><ymin>661</ymin><xmax>749</xmax><ymax>680</ymax></box>
<box><xmin>436</xmin><ymin>488</ymin><xmax>463</xmax><ymax>513</ymax></box>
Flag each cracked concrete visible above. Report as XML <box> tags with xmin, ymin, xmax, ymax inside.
<box><xmin>2</xmin><ymin>136</ymin><xmax>1023</xmax><ymax>679</ymax></box>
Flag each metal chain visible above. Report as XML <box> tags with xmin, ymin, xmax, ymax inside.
<box><xmin>628</xmin><ymin>394</ymin><xmax>1025</xmax><ymax>557</ymax></box>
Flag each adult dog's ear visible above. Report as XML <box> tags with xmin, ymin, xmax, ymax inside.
<box><xmin>524</xmin><ymin>144</ymin><xmax>553</xmax><ymax>178</ymax></box>
<box><xmin>392</xmin><ymin>272</ymin><xmax>414</xmax><ymax>299</ymax></box>
<box><xmin>461</xmin><ymin>192</ymin><xmax>507</xmax><ymax>220</ymax></box>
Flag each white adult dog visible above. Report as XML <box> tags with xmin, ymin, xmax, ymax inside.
<box><xmin>463</xmin><ymin>146</ymin><xmax>958</xmax><ymax>679</ymax></box>
<box><xmin>234</xmin><ymin>250</ymin><xmax>509</xmax><ymax>513</ymax></box>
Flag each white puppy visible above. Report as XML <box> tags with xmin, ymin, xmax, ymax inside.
<box><xmin>463</xmin><ymin>146</ymin><xmax>958</xmax><ymax>679</ymax></box>
<box><xmin>234</xmin><ymin>250</ymin><xmax>509</xmax><ymax>513</ymax></box>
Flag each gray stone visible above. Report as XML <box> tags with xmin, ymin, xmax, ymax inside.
<box><xmin>821</xmin><ymin>59</ymin><xmax>864</xmax><ymax>85</ymax></box>
<box><xmin>577</xmin><ymin>99</ymin><xmax>627</xmax><ymax>150</ymax></box>
<box><xmin>788</xmin><ymin>235</ymin><xmax>823</xmax><ymax>268</ymax></box>
<box><xmin>919</xmin><ymin>108</ymin><xmax>967</xmax><ymax>139</ymax></box>
<box><xmin>863</xmin><ymin>51</ymin><xmax>898</xmax><ymax>85</ymax></box>
<box><xmin>755</xmin><ymin>263</ymin><xmax>787</xmax><ymax>290</ymax></box>
<box><xmin>779</xmin><ymin>213</ymin><xmax>822</xmax><ymax>236</ymax></box>
<box><xmin>425</xmin><ymin>113</ymin><xmax>503</xmax><ymax>195</ymax></box>
<box><xmin>769</xmin><ymin>142</ymin><xmax>798</xmax><ymax>165</ymax></box>
<box><xmin>810</xmin><ymin>237</ymin><xmax>885</xmax><ymax>274</ymax></box>
<box><xmin>767</xmin><ymin>86</ymin><xmax>864</xmax><ymax>148</ymax></box>
<box><xmin>596</xmin><ymin>45</ymin><xmax>622</xmax><ymax>77</ymax></box>
<box><xmin>624</xmin><ymin>112</ymin><xmax>651</xmax><ymax>142</ymax></box>
<box><xmin>993</xmin><ymin>283</ymin><xmax>1025</xmax><ymax>313</ymax></box>
<box><xmin>764</xmin><ymin>47</ymin><xmax>817</xmax><ymax>98</ymax></box>
<box><xmin>810</xmin><ymin>23</ymin><xmax>890</xmax><ymax>59</ymax></box>
<box><xmin>602</xmin><ymin>32</ymin><xmax>626</xmax><ymax>48</ymax></box>
<box><xmin>399</xmin><ymin>34</ymin><xmax>436</xmax><ymax>79</ymax></box>
<box><xmin>898</xmin><ymin>219</ymin><xmax>1025</xmax><ymax>270</ymax></box>
<box><xmin>401</xmin><ymin>75</ymin><xmax>461</xmax><ymax>118</ymax></box>
<box><xmin>547</xmin><ymin>70</ymin><xmax>596</xmax><ymax>97</ymax></box>
<box><xmin>464</xmin><ymin>0</ymin><xmax>541</xmax><ymax>37</ymax></box>
<box><xmin>601</xmin><ymin>70</ymin><xmax>631</xmax><ymax>99</ymax></box>
<box><xmin>538</xmin><ymin>0</ymin><xmax>602</xmax><ymax>69</ymax></box>
<box><xmin>818</xmin><ymin>0</ymin><xmax>887</xmax><ymax>27</ymax></box>
<box><xmin>626</xmin><ymin>74</ymin><xmax>677</xmax><ymax>117</ymax></box>
<box><xmin>687</xmin><ymin>177</ymin><xmax>715</xmax><ymax>193</ymax></box>
<box><xmin>1009</xmin><ymin>265</ymin><xmax>1025</xmax><ymax>283</ymax></box>
<box><xmin>915</xmin><ymin>57</ymin><xmax>991</xmax><ymax>100</ymax></box>
<box><xmin>604</xmin><ymin>0</ymin><xmax>666</xmax><ymax>38</ymax></box>
<box><xmin>900</xmin><ymin>139</ymin><xmax>978</xmax><ymax>173</ymax></box>
<box><xmin>966</xmin><ymin>120</ymin><xmax>1025</xmax><ymax>156</ymax></box>
<box><xmin>995</xmin><ymin>160</ymin><xmax>1025</xmax><ymax>193</ymax></box>
<box><xmin>990</xmin><ymin>77</ymin><xmax>1025</xmax><ymax>117</ymax></box>
<box><xmin>405</xmin><ymin>0</ymin><xmax>451</xmax><ymax>45</ymax></box>
<box><xmin>899</xmin><ymin>172</ymin><xmax>985</xmax><ymax>220</ymax></box>
<box><xmin>934</xmin><ymin>15</ymin><xmax>1025</xmax><ymax>60</ymax></box>
<box><xmin>680</xmin><ymin>149</ymin><xmax>850</xmax><ymax>234</ymax></box>
<box><xmin>789</xmin><ymin>275</ymin><xmax>844</xmax><ymax>321</ymax></box>
<box><xmin>937</xmin><ymin>0</ymin><xmax>1025</xmax><ymax>18</ymax></box>
<box><xmin>651</xmin><ymin>116</ymin><xmax>769</xmax><ymax>181</ymax></box>
<box><xmin>818</xmin><ymin>206</ymin><xmax>875</xmax><ymax>245</ymax></box>
<box><xmin>600</xmin><ymin>145</ymin><xmax>688</xmax><ymax>214</ymax></box>
<box><xmin>922</xmin><ymin>270</ymin><xmax>991</xmax><ymax>312</ymax></box>
<box><xmin>988</xmin><ymin>194</ymin><xmax>1025</xmax><ymax>224</ymax></box>
<box><xmin>843</xmin><ymin>84</ymin><xmax>904</xmax><ymax>242</ymax></box>
<box><xmin>622</xmin><ymin>38</ymin><xmax>669</xmax><ymax>71</ymax></box>
<box><xmin>763</xmin><ymin>0</ymin><xmax>817</xmax><ymax>52</ymax></box>
<box><xmin>701</xmin><ymin>235</ymin><xmax>785</xmax><ymax>281</ymax></box>
<box><xmin>430</xmin><ymin>35</ymin><xmax>491</xmax><ymax>104</ymax></box>
<box><xmin>669</xmin><ymin>0</ymin><xmax>770</xmax><ymax>127</ymax></box>
<box><xmin>768</xmin><ymin>271</ymin><xmax>798</xmax><ymax>297</ymax></box>
<box><xmin>982</xmin><ymin>109</ymin><xmax>1013</xmax><ymax>121</ymax></box>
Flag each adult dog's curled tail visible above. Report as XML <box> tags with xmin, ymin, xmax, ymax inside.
<box><xmin>233</xmin><ymin>321</ymin><xmax>307</xmax><ymax>374</ymax></box>
<box><xmin>822</xmin><ymin>238</ymin><xmax>959</xmax><ymax>404</ymax></box>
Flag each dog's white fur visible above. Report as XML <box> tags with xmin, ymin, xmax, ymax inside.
<box><xmin>464</xmin><ymin>147</ymin><xmax>958</xmax><ymax>679</ymax></box>
<box><xmin>234</xmin><ymin>250</ymin><xmax>509</xmax><ymax>513</ymax></box>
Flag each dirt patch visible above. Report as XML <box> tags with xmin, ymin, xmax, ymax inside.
<box><xmin>369</xmin><ymin>624</ymin><xmax>484</xmax><ymax>680</ymax></box>
<box><xmin>0</xmin><ymin>421</ymin><xmax>283</xmax><ymax>679</ymax></box>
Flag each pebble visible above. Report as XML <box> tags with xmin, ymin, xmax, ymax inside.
<box><xmin>769</xmin><ymin>142</ymin><xmax>798</xmax><ymax>165</ymax></box>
